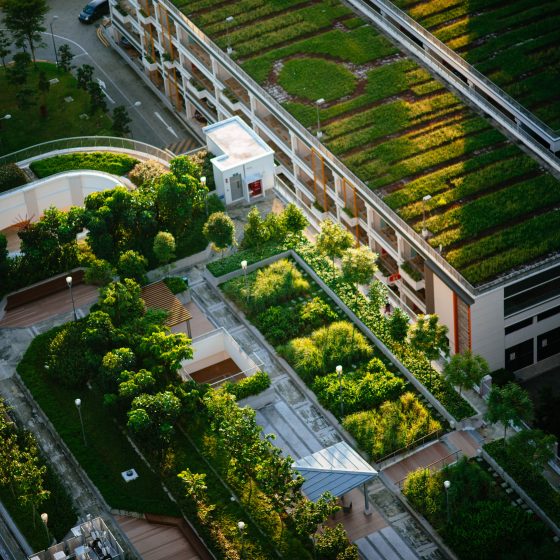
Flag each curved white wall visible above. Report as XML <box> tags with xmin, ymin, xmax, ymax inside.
<box><xmin>0</xmin><ymin>171</ymin><xmax>122</xmax><ymax>232</ymax></box>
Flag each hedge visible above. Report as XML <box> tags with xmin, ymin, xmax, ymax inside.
<box><xmin>223</xmin><ymin>370</ymin><xmax>271</xmax><ymax>400</ymax></box>
<box><xmin>0</xmin><ymin>163</ymin><xmax>28</xmax><ymax>192</ymax></box>
<box><xmin>30</xmin><ymin>152</ymin><xmax>138</xmax><ymax>178</ymax></box>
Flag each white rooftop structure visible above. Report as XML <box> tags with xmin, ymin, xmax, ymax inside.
<box><xmin>203</xmin><ymin>116</ymin><xmax>275</xmax><ymax>205</ymax></box>
<box><xmin>204</xmin><ymin>116</ymin><xmax>272</xmax><ymax>171</ymax></box>
<box><xmin>294</xmin><ymin>441</ymin><xmax>377</xmax><ymax>503</ymax></box>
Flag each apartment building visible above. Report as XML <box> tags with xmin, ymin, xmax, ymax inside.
<box><xmin>108</xmin><ymin>0</ymin><xmax>560</xmax><ymax>374</ymax></box>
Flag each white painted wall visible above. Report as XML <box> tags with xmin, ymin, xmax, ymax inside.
<box><xmin>471</xmin><ymin>288</ymin><xmax>504</xmax><ymax>371</ymax></box>
<box><xmin>432</xmin><ymin>274</ymin><xmax>456</xmax><ymax>354</ymax></box>
<box><xmin>0</xmin><ymin>171</ymin><xmax>122</xmax><ymax>232</ymax></box>
<box><xmin>181</xmin><ymin>328</ymin><xmax>258</xmax><ymax>375</ymax></box>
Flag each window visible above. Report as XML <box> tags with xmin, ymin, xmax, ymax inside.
<box><xmin>537</xmin><ymin>327</ymin><xmax>560</xmax><ymax>361</ymax></box>
<box><xmin>505</xmin><ymin>317</ymin><xmax>533</xmax><ymax>335</ymax></box>
<box><xmin>537</xmin><ymin>304</ymin><xmax>560</xmax><ymax>322</ymax></box>
<box><xmin>505</xmin><ymin>339</ymin><xmax>533</xmax><ymax>371</ymax></box>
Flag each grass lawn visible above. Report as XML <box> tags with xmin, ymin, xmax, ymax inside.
<box><xmin>17</xmin><ymin>329</ymin><xmax>179</xmax><ymax>516</ymax></box>
<box><xmin>0</xmin><ymin>62</ymin><xmax>112</xmax><ymax>156</ymax></box>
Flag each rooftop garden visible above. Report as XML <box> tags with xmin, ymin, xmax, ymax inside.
<box><xmin>392</xmin><ymin>0</ymin><xmax>560</xmax><ymax>132</ymax></box>
<box><xmin>176</xmin><ymin>0</ymin><xmax>560</xmax><ymax>286</ymax></box>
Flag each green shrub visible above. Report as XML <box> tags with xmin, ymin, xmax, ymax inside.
<box><xmin>343</xmin><ymin>392</ymin><xmax>441</xmax><ymax>459</ymax></box>
<box><xmin>250</xmin><ymin>259</ymin><xmax>309</xmax><ymax>311</ymax></box>
<box><xmin>128</xmin><ymin>159</ymin><xmax>167</xmax><ymax>187</ymax></box>
<box><xmin>0</xmin><ymin>163</ymin><xmax>28</xmax><ymax>192</ymax></box>
<box><xmin>256</xmin><ymin>305</ymin><xmax>302</xmax><ymax>346</ymax></box>
<box><xmin>222</xmin><ymin>370</ymin><xmax>271</xmax><ymax>400</ymax></box>
<box><xmin>117</xmin><ymin>249</ymin><xmax>148</xmax><ymax>285</ymax></box>
<box><xmin>163</xmin><ymin>276</ymin><xmax>187</xmax><ymax>294</ymax></box>
<box><xmin>85</xmin><ymin>257</ymin><xmax>115</xmax><ymax>286</ymax></box>
<box><xmin>299</xmin><ymin>296</ymin><xmax>338</xmax><ymax>330</ymax></box>
<box><xmin>30</xmin><ymin>152</ymin><xmax>138</xmax><ymax>178</ymax></box>
<box><xmin>313</xmin><ymin>358</ymin><xmax>406</xmax><ymax>417</ymax></box>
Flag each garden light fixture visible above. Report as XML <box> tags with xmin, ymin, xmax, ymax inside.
<box><xmin>66</xmin><ymin>275</ymin><xmax>77</xmax><ymax>321</ymax></box>
<box><xmin>316</xmin><ymin>98</ymin><xmax>325</xmax><ymax>138</ymax></box>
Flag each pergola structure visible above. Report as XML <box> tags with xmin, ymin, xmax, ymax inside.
<box><xmin>294</xmin><ymin>442</ymin><xmax>378</xmax><ymax>512</ymax></box>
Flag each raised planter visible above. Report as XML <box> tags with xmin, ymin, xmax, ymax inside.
<box><xmin>143</xmin><ymin>59</ymin><xmax>158</xmax><ymax>72</ymax></box>
<box><xmin>399</xmin><ymin>264</ymin><xmax>425</xmax><ymax>291</ymax></box>
<box><xmin>340</xmin><ymin>208</ymin><xmax>359</xmax><ymax>228</ymax></box>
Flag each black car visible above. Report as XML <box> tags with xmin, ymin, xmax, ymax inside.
<box><xmin>79</xmin><ymin>0</ymin><xmax>109</xmax><ymax>23</ymax></box>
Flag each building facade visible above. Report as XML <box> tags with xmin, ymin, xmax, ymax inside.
<box><xmin>109</xmin><ymin>0</ymin><xmax>560</xmax><ymax>374</ymax></box>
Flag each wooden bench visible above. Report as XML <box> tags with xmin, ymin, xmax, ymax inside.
<box><xmin>5</xmin><ymin>269</ymin><xmax>85</xmax><ymax>311</ymax></box>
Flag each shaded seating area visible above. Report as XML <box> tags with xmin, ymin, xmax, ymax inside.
<box><xmin>141</xmin><ymin>280</ymin><xmax>192</xmax><ymax>335</ymax></box>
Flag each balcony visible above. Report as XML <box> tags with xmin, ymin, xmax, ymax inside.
<box><xmin>261</xmin><ymin>114</ymin><xmax>290</xmax><ymax>145</ymax></box>
<box><xmin>399</xmin><ymin>257</ymin><xmax>425</xmax><ymax>291</ymax></box>
<box><xmin>340</xmin><ymin>206</ymin><xmax>359</xmax><ymax>228</ymax></box>
<box><xmin>188</xmin><ymin>41</ymin><xmax>211</xmax><ymax>68</ymax></box>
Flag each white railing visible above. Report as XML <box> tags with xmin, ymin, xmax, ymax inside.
<box><xmin>0</xmin><ymin>136</ymin><xmax>174</xmax><ymax>166</ymax></box>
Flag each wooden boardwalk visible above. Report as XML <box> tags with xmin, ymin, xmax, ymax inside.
<box><xmin>115</xmin><ymin>515</ymin><xmax>203</xmax><ymax>560</ymax></box>
<box><xmin>0</xmin><ymin>283</ymin><xmax>99</xmax><ymax>328</ymax></box>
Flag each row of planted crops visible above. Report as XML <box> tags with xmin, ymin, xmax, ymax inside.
<box><xmin>174</xmin><ymin>0</ymin><xmax>560</xmax><ymax>285</ymax></box>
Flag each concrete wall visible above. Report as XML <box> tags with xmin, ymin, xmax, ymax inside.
<box><xmin>471</xmin><ymin>289</ymin><xmax>504</xmax><ymax>371</ymax></box>
<box><xmin>0</xmin><ymin>171</ymin><xmax>122</xmax><ymax>232</ymax></box>
<box><xmin>181</xmin><ymin>328</ymin><xmax>258</xmax><ymax>375</ymax></box>
<box><xmin>432</xmin><ymin>274</ymin><xmax>456</xmax><ymax>354</ymax></box>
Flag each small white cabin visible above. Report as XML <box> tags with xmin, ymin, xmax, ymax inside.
<box><xmin>203</xmin><ymin>116</ymin><xmax>275</xmax><ymax>205</ymax></box>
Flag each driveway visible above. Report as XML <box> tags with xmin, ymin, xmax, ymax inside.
<box><xmin>2</xmin><ymin>0</ymin><xmax>201</xmax><ymax>150</ymax></box>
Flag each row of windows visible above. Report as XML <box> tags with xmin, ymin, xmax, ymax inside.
<box><xmin>505</xmin><ymin>326</ymin><xmax>560</xmax><ymax>371</ymax></box>
<box><xmin>504</xmin><ymin>304</ymin><xmax>560</xmax><ymax>335</ymax></box>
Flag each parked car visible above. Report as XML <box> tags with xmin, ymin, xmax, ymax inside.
<box><xmin>79</xmin><ymin>0</ymin><xmax>109</xmax><ymax>23</ymax></box>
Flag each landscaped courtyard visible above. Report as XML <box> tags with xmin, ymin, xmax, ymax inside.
<box><xmin>175</xmin><ymin>0</ymin><xmax>560</xmax><ymax>286</ymax></box>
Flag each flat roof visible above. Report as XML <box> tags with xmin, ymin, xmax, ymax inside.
<box><xmin>203</xmin><ymin>116</ymin><xmax>272</xmax><ymax>171</ymax></box>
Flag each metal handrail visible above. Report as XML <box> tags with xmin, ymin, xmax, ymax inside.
<box><xmin>376</xmin><ymin>429</ymin><xmax>442</xmax><ymax>465</ymax></box>
<box><xmin>0</xmin><ymin>136</ymin><xmax>174</xmax><ymax>166</ymax></box>
<box><xmin>395</xmin><ymin>450</ymin><xmax>461</xmax><ymax>488</ymax></box>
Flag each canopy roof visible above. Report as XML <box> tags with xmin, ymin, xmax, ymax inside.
<box><xmin>294</xmin><ymin>442</ymin><xmax>377</xmax><ymax>502</ymax></box>
<box><xmin>141</xmin><ymin>281</ymin><xmax>191</xmax><ymax>327</ymax></box>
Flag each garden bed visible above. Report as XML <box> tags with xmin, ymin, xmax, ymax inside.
<box><xmin>30</xmin><ymin>152</ymin><xmax>138</xmax><ymax>178</ymax></box>
<box><xmin>180</xmin><ymin>0</ymin><xmax>560</xmax><ymax>285</ymax></box>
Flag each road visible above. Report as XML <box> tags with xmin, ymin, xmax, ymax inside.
<box><xmin>3</xmin><ymin>0</ymin><xmax>201</xmax><ymax>151</ymax></box>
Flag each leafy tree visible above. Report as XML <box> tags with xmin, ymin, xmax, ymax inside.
<box><xmin>0</xmin><ymin>30</ymin><xmax>11</xmax><ymax>69</ymax></box>
<box><xmin>57</xmin><ymin>44</ymin><xmax>74</xmax><ymax>72</ymax></box>
<box><xmin>282</xmin><ymin>202</ymin><xmax>308</xmax><ymax>237</ymax></box>
<box><xmin>8</xmin><ymin>51</ymin><xmax>31</xmax><ymax>86</ymax></box>
<box><xmin>129</xmin><ymin>159</ymin><xmax>166</xmax><ymax>188</ymax></box>
<box><xmin>100</xmin><ymin>347</ymin><xmax>136</xmax><ymax>392</ymax></box>
<box><xmin>87</xmin><ymin>81</ymin><xmax>107</xmax><ymax>113</ymax></box>
<box><xmin>408</xmin><ymin>314</ymin><xmax>449</xmax><ymax>361</ymax></box>
<box><xmin>241</xmin><ymin>207</ymin><xmax>268</xmax><ymax>249</ymax></box>
<box><xmin>2</xmin><ymin>0</ymin><xmax>48</xmax><ymax>65</ymax></box>
<box><xmin>169</xmin><ymin>155</ymin><xmax>200</xmax><ymax>181</ymax></box>
<box><xmin>263</xmin><ymin>211</ymin><xmax>286</xmax><ymax>243</ymax></box>
<box><xmin>84</xmin><ymin>258</ymin><xmax>115</xmax><ymax>286</ymax></box>
<box><xmin>203</xmin><ymin>212</ymin><xmax>235</xmax><ymax>257</ymax></box>
<box><xmin>138</xmin><ymin>331</ymin><xmax>192</xmax><ymax>379</ymax></box>
<box><xmin>291</xmin><ymin>492</ymin><xmax>339</xmax><ymax>540</ymax></box>
<box><xmin>118</xmin><ymin>368</ymin><xmax>156</xmax><ymax>400</ymax></box>
<box><xmin>80</xmin><ymin>311</ymin><xmax>115</xmax><ymax>357</ymax></box>
<box><xmin>443</xmin><ymin>350</ymin><xmax>489</xmax><ymax>396</ymax></box>
<box><xmin>367</xmin><ymin>279</ymin><xmax>388</xmax><ymax>315</ymax></box>
<box><xmin>153</xmin><ymin>231</ymin><xmax>175</xmax><ymax>267</ymax></box>
<box><xmin>37</xmin><ymin>70</ymin><xmax>50</xmax><ymax>117</ymax></box>
<box><xmin>485</xmin><ymin>382</ymin><xmax>534</xmax><ymax>440</ymax></box>
<box><xmin>341</xmin><ymin>246</ymin><xmax>378</xmax><ymax>286</ymax></box>
<box><xmin>316</xmin><ymin>219</ymin><xmax>354</xmax><ymax>275</ymax></box>
<box><xmin>387</xmin><ymin>307</ymin><xmax>409</xmax><ymax>343</ymax></box>
<box><xmin>15</xmin><ymin>86</ymin><xmax>36</xmax><ymax>110</ymax></box>
<box><xmin>178</xmin><ymin>469</ymin><xmax>214</xmax><ymax>521</ymax></box>
<box><xmin>18</xmin><ymin>206</ymin><xmax>83</xmax><ymax>279</ymax></box>
<box><xmin>507</xmin><ymin>429</ymin><xmax>556</xmax><ymax>473</ymax></box>
<box><xmin>117</xmin><ymin>249</ymin><xmax>148</xmax><ymax>285</ymax></box>
<box><xmin>315</xmin><ymin>524</ymin><xmax>358</xmax><ymax>560</ymax></box>
<box><xmin>76</xmin><ymin>64</ymin><xmax>94</xmax><ymax>90</ymax></box>
<box><xmin>112</xmin><ymin>105</ymin><xmax>132</xmax><ymax>136</ymax></box>
<box><xmin>97</xmin><ymin>279</ymin><xmax>145</xmax><ymax>326</ymax></box>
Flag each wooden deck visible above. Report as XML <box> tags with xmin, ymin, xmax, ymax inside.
<box><xmin>326</xmin><ymin>487</ymin><xmax>387</xmax><ymax>542</ymax></box>
<box><xmin>115</xmin><ymin>515</ymin><xmax>203</xmax><ymax>560</ymax></box>
<box><xmin>0</xmin><ymin>283</ymin><xmax>99</xmax><ymax>327</ymax></box>
<box><xmin>190</xmin><ymin>357</ymin><xmax>242</xmax><ymax>385</ymax></box>
<box><xmin>382</xmin><ymin>441</ymin><xmax>455</xmax><ymax>485</ymax></box>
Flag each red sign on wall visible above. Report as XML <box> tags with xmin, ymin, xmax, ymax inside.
<box><xmin>249</xmin><ymin>180</ymin><xmax>262</xmax><ymax>196</ymax></box>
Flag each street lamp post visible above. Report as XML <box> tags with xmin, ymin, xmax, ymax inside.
<box><xmin>336</xmin><ymin>365</ymin><xmax>343</xmax><ymax>418</ymax></box>
<box><xmin>0</xmin><ymin>114</ymin><xmax>11</xmax><ymax>152</ymax></box>
<box><xmin>241</xmin><ymin>260</ymin><xmax>248</xmax><ymax>304</ymax></box>
<box><xmin>66</xmin><ymin>275</ymin><xmax>77</xmax><ymax>321</ymax></box>
<box><xmin>422</xmin><ymin>194</ymin><xmax>432</xmax><ymax>238</ymax></box>
<box><xmin>444</xmin><ymin>479</ymin><xmax>451</xmax><ymax>522</ymax></box>
<box><xmin>201</xmin><ymin>176</ymin><xmax>208</xmax><ymax>216</ymax></box>
<box><xmin>75</xmin><ymin>398</ymin><xmax>87</xmax><ymax>446</ymax></box>
<box><xmin>237</xmin><ymin>521</ymin><xmax>246</xmax><ymax>559</ymax></box>
<box><xmin>225</xmin><ymin>16</ymin><xmax>234</xmax><ymax>54</ymax></box>
<box><xmin>50</xmin><ymin>16</ymin><xmax>59</xmax><ymax>67</ymax></box>
<box><xmin>41</xmin><ymin>512</ymin><xmax>50</xmax><ymax>545</ymax></box>
<box><xmin>315</xmin><ymin>98</ymin><xmax>325</xmax><ymax>138</ymax></box>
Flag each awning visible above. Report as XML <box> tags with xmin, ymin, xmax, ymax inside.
<box><xmin>294</xmin><ymin>441</ymin><xmax>377</xmax><ymax>502</ymax></box>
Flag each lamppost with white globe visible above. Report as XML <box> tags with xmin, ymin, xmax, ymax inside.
<box><xmin>237</xmin><ymin>521</ymin><xmax>246</xmax><ymax>558</ymax></box>
<box><xmin>66</xmin><ymin>275</ymin><xmax>77</xmax><ymax>321</ymax></box>
<box><xmin>444</xmin><ymin>479</ymin><xmax>451</xmax><ymax>522</ymax></box>
<box><xmin>75</xmin><ymin>398</ymin><xmax>87</xmax><ymax>446</ymax></box>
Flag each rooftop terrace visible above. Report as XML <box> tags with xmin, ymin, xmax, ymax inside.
<box><xmin>172</xmin><ymin>0</ymin><xmax>560</xmax><ymax>286</ymax></box>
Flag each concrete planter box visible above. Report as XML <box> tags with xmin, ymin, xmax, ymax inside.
<box><xmin>399</xmin><ymin>265</ymin><xmax>425</xmax><ymax>291</ymax></box>
<box><xmin>340</xmin><ymin>209</ymin><xmax>359</xmax><ymax>227</ymax></box>
<box><xmin>143</xmin><ymin>59</ymin><xmax>158</xmax><ymax>72</ymax></box>
<box><xmin>310</xmin><ymin>204</ymin><xmax>328</xmax><ymax>222</ymax></box>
